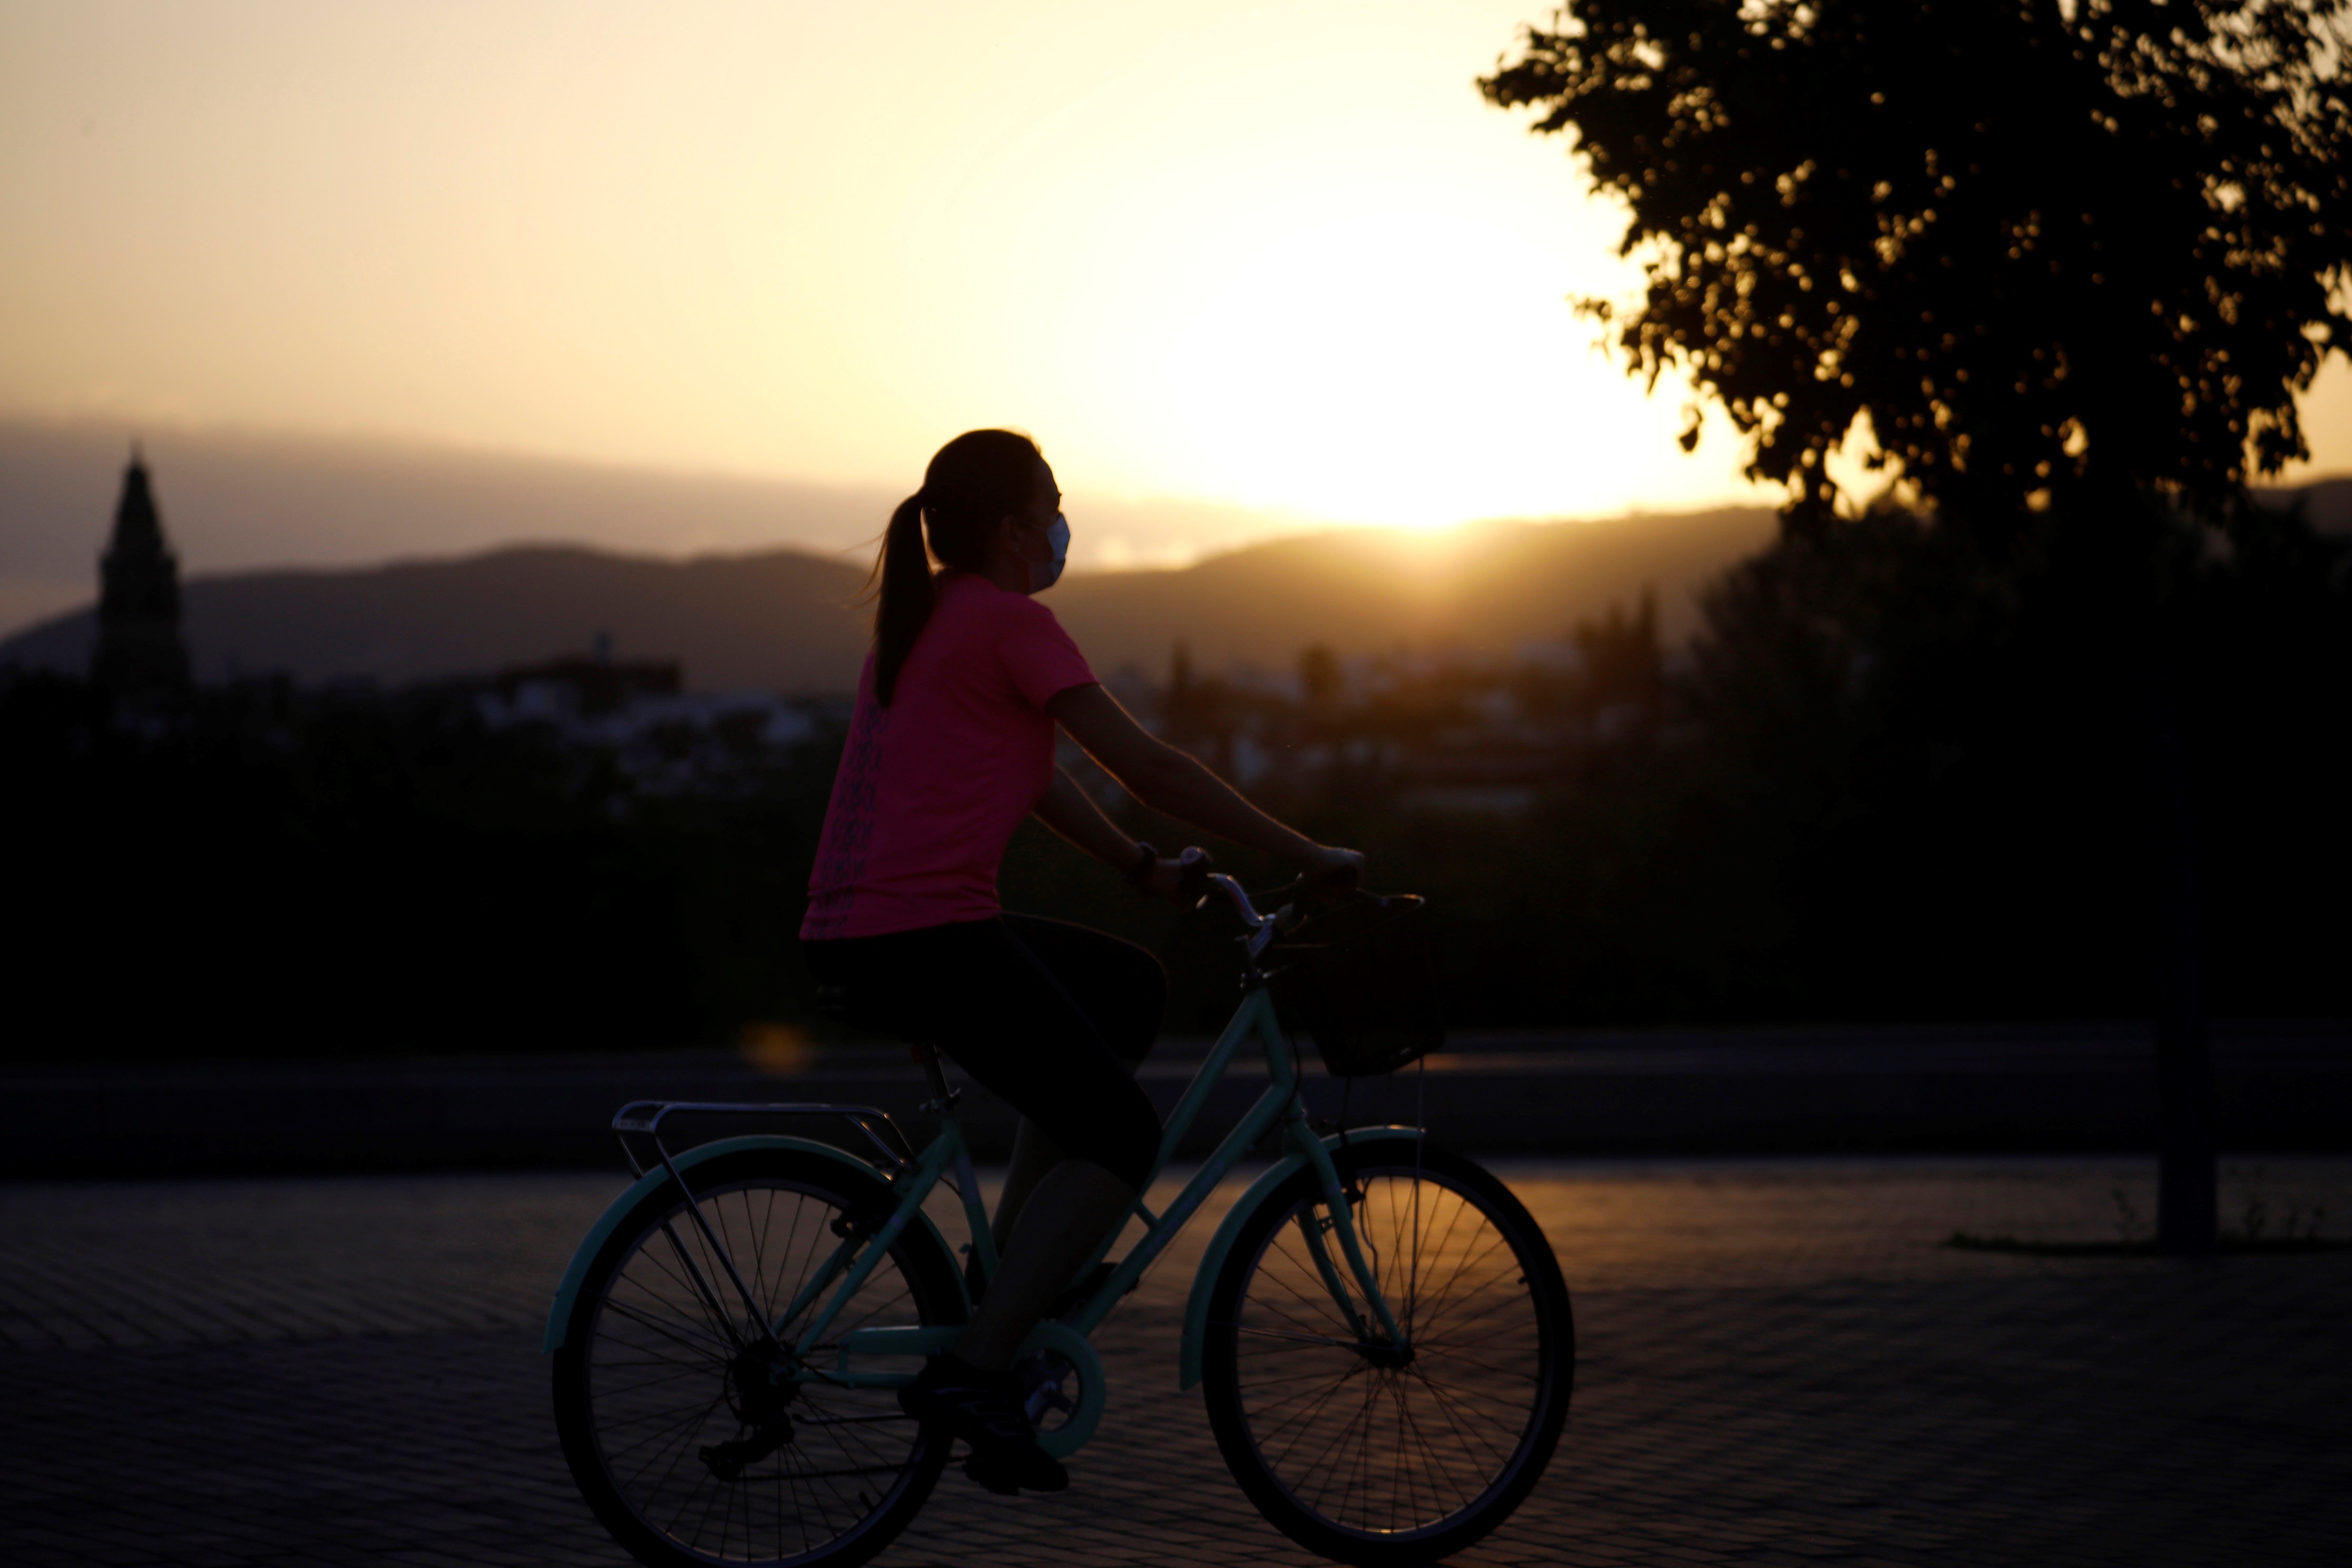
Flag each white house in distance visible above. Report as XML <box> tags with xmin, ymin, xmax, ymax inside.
<box><xmin>473</xmin><ymin>636</ymin><xmax>828</xmax><ymax>797</ymax></box>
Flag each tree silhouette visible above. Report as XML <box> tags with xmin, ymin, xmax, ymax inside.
<box><xmin>1481</xmin><ymin>0</ymin><xmax>2348</xmax><ymax>524</ymax></box>
<box><xmin>1573</xmin><ymin>588</ymin><xmax>1664</xmax><ymax>721</ymax></box>
<box><xmin>1484</xmin><ymin>0</ymin><xmax>2351</xmax><ymax>1249</ymax></box>
<box><xmin>1299</xmin><ymin>643</ymin><xmax>1344</xmax><ymax>709</ymax></box>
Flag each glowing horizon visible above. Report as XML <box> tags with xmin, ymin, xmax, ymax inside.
<box><xmin>4</xmin><ymin>0</ymin><xmax>2348</xmax><ymax>557</ymax></box>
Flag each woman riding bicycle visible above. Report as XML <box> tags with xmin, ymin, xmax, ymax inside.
<box><xmin>800</xmin><ymin>429</ymin><xmax>1363</xmax><ymax>1496</ymax></box>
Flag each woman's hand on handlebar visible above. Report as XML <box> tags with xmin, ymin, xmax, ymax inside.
<box><xmin>1138</xmin><ymin>847</ymin><xmax>1214</xmax><ymax>901</ymax></box>
<box><xmin>1140</xmin><ymin>842</ymin><xmax>1361</xmax><ymax>903</ymax></box>
<box><xmin>1302</xmin><ymin>844</ymin><xmax>1366</xmax><ymax>893</ymax></box>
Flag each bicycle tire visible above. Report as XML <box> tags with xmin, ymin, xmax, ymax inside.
<box><xmin>553</xmin><ymin>1146</ymin><xmax>965</xmax><ymax>1568</ymax></box>
<box><xmin>1201</xmin><ymin>1141</ymin><xmax>1573</xmax><ymax>1566</ymax></box>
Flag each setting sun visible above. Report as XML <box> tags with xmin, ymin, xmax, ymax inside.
<box><xmin>1152</xmin><ymin>211</ymin><xmax>1733</xmax><ymax>530</ymax></box>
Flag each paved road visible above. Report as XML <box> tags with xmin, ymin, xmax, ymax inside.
<box><xmin>13</xmin><ymin>1022</ymin><xmax>2348</xmax><ymax>1175</ymax></box>
<box><xmin>3</xmin><ymin>1157</ymin><xmax>2348</xmax><ymax>1566</ymax></box>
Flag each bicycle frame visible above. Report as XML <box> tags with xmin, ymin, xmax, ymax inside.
<box><xmin>656</xmin><ymin>979</ymin><xmax>1410</xmax><ymax>1396</ymax></box>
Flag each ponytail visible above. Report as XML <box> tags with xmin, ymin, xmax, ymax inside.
<box><xmin>864</xmin><ymin>429</ymin><xmax>1046</xmax><ymax>707</ymax></box>
<box><xmin>871</xmin><ymin>493</ymin><xmax>933</xmax><ymax>706</ymax></box>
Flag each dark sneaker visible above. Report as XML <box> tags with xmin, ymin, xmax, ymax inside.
<box><xmin>962</xmin><ymin>1443</ymin><xmax>1066</xmax><ymax>1496</ymax></box>
<box><xmin>896</xmin><ymin>1354</ymin><xmax>1068</xmax><ymax>1494</ymax></box>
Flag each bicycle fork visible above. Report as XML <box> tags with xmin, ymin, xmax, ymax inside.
<box><xmin>1284</xmin><ymin>1113</ymin><xmax>1412</xmax><ymax>1352</ymax></box>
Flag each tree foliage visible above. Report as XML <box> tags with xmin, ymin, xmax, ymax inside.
<box><xmin>1481</xmin><ymin>0</ymin><xmax>2352</xmax><ymax>525</ymax></box>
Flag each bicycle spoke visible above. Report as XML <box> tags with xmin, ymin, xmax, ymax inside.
<box><xmin>609</xmin><ymin>1395</ymin><xmax>732</xmax><ymax>1478</ymax></box>
<box><xmin>592</xmin><ymin>1302</ymin><xmax>735</xmax><ymax>1368</ymax></box>
<box><xmin>1241</xmin><ymin>1360</ymin><xmax>1378</xmax><ymax>1439</ymax></box>
<box><xmin>1403</xmin><ymin>1358</ymin><xmax>1523</xmax><ymax>1471</ymax></box>
<box><xmin>1224</xmin><ymin>1321</ymin><xmax>1369</xmax><ymax>1350</ymax></box>
<box><xmin>1252</xmin><ymin>1360</ymin><xmax>1375</xmax><ymax>1473</ymax></box>
<box><xmin>1393</xmin><ymin>1374</ymin><xmax>1476</xmax><ymax>1516</ymax></box>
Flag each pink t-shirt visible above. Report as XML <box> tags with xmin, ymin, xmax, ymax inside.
<box><xmin>801</xmin><ymin>573</ymin><xmax>1097</xmax><ymax>939</ymax></box>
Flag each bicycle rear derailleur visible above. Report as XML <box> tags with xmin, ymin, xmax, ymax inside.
<box><xmin>700</xmin><ymin>1340</ymin><xmax>801</xmax><ymax>1481</ymax></box>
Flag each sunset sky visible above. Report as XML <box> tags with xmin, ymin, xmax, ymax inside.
<box><xmin>5</xmin><ymin>0</ymin><xmax>2349</xmax><ymax>566</ymax></box>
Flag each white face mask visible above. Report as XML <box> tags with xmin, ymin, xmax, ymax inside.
<box><xmin>1030</xmin><ymin>512</ymin><xmax>1070</xmax><ymax>592</ymax></box>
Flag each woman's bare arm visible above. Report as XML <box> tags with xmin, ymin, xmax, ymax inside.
<box><xmin>1045</xmin><ymin>683</ymin><xmax>1361</xmax><ymax>880</ymax></box>
<box><xmin>1033</xmin><ymin>766</ymin><xmax>1143</xmax><ymax>869</ymax></box>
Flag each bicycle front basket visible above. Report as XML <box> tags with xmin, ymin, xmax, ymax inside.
<box><xmin>1265</xmin><ymin>894</ymin><xmax>1445</xmax><ymax>1077</ymax></box>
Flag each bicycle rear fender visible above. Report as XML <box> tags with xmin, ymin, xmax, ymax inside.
<box><xmin>543</xmin><ymin>1134</ymin><xmax>949</xmax><ymax>1353</ymax></box>
<box><xmin>1177</xmin><ymin>1125</ymin><xmax>1426</xmax><ymax>1390</ymax></box>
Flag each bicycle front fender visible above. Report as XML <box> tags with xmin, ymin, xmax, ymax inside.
<box><xmin>542</xmin><ymin>1134</ymin><xmax>949</xmax><ymax>1353</ymax></box>
<box><xmin>1177</xmin><ymin>1125</ymin><xmax>1426</xmax><ymax>1390</ymax></box>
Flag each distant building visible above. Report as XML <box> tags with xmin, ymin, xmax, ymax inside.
<box><xmin>491</xmin><ymin>646</ymin><xmax>683</xmax><ymax>720</ymax></box>
<box><xmin>470</xmin><ymin>638</ymin><xmax>821</xmax><ymax>796</ymax></box>
<box><xmin>91</xmin><ymin>451</ymin><xmax>191</xmax><ymax>702</ymax></box>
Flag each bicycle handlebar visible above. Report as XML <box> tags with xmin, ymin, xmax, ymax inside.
<box><xmin>1178</xmin><ymin>847</ymin><xmax>1361</xmax><ymax>958</ymax></box>
<box><xmin>1198</xmin><ymin>871</ymin><xmax>1272</xmax><ymax>930</ymax></box>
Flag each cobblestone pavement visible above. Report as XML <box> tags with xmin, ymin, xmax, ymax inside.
<box><xmin>3</xmin><ymin>1157</ymin><xmax>2347</xmax><ymax>1567</ymax></box>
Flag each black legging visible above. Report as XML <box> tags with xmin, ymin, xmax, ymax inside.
<box><xmin>802</xmin><ymin>916</ymin><xmax>1166</xmax><ymax>1189</ymax></box>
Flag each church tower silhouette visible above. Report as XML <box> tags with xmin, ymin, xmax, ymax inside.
<box><xmin>92</xmin><ymin>448</ymin><xmax>192</xmax><ymax>701</ymax></box>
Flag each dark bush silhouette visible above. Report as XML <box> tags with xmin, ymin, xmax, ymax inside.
<box><xmin>3</xmin><ymin>676</ymin><xmax>836</xmax><ymax>1061</ymax></box>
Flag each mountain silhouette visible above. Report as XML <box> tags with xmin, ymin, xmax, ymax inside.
<box><xmin>0</xmin><ymin>545</ymin><xmax>870</xmax><ymax>691</ymax></box>
<box><xmin>1052</xmin><ymin>507</ymin><xmax>1777</xmax><ymax>676</ymax></box>
<box><xmin>0</xmin><ymin>415</ymin><xmax>1306</xmax><ymax>638</ymax></box>
<box><xmin>6</xmin><ymin>483</ymin><xmax>2340</xmax><ymax>692</ymax></box>
<box><xmin>0</xmin><ymin>507</ymin><xmax>1785</xmax><ymax>690</ymax></box>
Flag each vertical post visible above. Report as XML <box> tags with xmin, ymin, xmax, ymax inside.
<box><xmin>2151</xmin><ymin>633</ymin><xmax>2217</xmax><ymax>1254</ymax></box>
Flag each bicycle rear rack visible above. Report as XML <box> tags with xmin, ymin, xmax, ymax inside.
<box><xmin>611</xmin><ymin>1100</ymin><xmax>917</xmax><ymax>1181</ymax></box>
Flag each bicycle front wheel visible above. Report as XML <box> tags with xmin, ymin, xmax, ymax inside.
<box><xmin>552</xmin><ymin>1146</ymin><xmax>965</xmax><ymax>1568</ymax></box>
<box><xmin>1201</xmin><ymin>1141</ymin><xmax>1573</xmax><ymax>1566</ymax></box>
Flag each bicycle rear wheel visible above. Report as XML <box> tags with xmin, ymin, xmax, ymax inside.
<box><xmin>553</xmin><ymin>1147</ymin><xmax>964</xmax><ymax>1568</ymax></box>
<box><xmin>1201</xmin><ymin>1141</ymin><xmax>1573</xmax><ymax>1566</ymax></box>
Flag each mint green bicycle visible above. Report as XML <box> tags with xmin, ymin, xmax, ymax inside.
<box><xmin>547</xmin><ymin>867</ymin><xmax>1573</xmax><ymax>1568</ymax></box>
